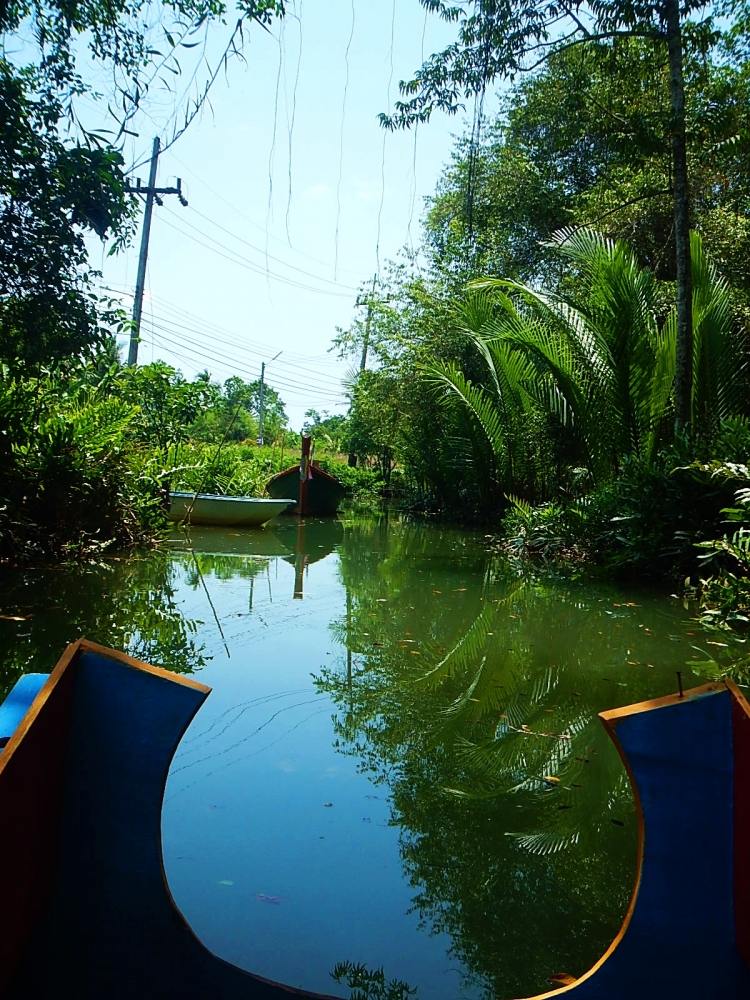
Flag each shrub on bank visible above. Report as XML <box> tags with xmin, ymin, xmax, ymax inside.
<box><xmin>500</xmin><ymin>454</ymin><xmax>750</xmax><ymax>597</ymax></box>
<box><xmin>0</xmin><ymin>376</ymin><xmax>165</xmax><ymax>564</ymax></box>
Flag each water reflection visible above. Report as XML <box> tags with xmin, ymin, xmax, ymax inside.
<box><xmin>0</xmin><ymin>552</ymin><xmax>208</xmax><ymax>696</ymax></box>
<box><xmin>316</xmin><ymin>517</ymin><xmax>743</xmax><ymax>998</ymax></box>
<box><xmin>1</xmin><ymin>515</ymin><xmax>745</xmax><ymax>999</ymax></box>
<box><xmin>169</xmin><ymin>518</ymin><xmax>344</xmax><ymax>602</ymax></box>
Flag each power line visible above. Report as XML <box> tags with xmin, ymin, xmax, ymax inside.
<box><xmin>165</xmin><ymin>150</ymin><xmax>364</xmax><ymax>279</ymax></box>
<box><xmin>335</xmin><ymin>0</ymin><xmax>356</xmax><ymax>281</ymax></box>
<box><xmin>145</xmin><ymin>315</ymin><xmax>347</xmax><ymax>394</ymax></box>
<box><xmin>181</xmin><ymin>204</ymin><xmax>360</xmax><ymax>291</ymax></box>
<box><xmin>141</xmin><ymin>335</ymin><xmax>348</xmax><ymax>405</ymax></box>
<box><xmin>102</xmin><ymin>284</ymin><xmax>347</xmax><ymax>381</ymax></box>
<box><xmin>145</xmin><ymin>326</ymin><xmax>349</xmax><ymax>401</ymax></box>
<box><xmin>157</xmin><ymin>212</ymin><xmax>356</xmax><ymax>299</ymax></box>
<box><xmin>285</xmin><ymin>0</ymin><xmax>304</xmax><ymax>245</ymax></box>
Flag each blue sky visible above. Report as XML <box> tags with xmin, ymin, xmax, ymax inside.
<box><xmin>86</xmin><ymin>1</ymin><xmax>480</xmax><ymax>428</ymax></box>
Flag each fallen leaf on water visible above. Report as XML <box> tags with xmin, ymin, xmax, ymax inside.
<box><xmin>548</xmin><ymin>973</ymin><xmax>577</xmax><ymax>986</ymax></box>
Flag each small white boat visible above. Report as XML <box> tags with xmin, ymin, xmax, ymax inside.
<box><xmin>168</xmin><ymin>492</ymin><xmax>295</xmax><ymax>527</ymax></box>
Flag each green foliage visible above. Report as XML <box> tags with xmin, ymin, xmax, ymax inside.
<box><xmin>168</xmin><ymin>441</ymin><xmax>277</xmax><ymax>497</ymax></box>
<box><xmin>423</xmin><ymin>229</ymin><xmax>746</xmax><ymax>512</ymax></box>
<box><xmin>501</xmin><ymin>496</ymin><xmax>585</xmax><ymax>563</ymax></box>
<box><xmin>331</xmin><ymin>962</ymin><xmax>416</xmax><ymax>1000</ymax></box>
<box><xmin>0</xmin><ymin>367</ymin><xmax>166</xmax><ymax>563</ymax></box>
<box><xmin>0</xmin><ymin>59</ymin><xmax>133</xmax><ymax>368</ymax></box>
<box><xmin>0</xmin><ymin>0</ymin><xmax>285</xmax><ymax>370</ymax></box>
<box><xmin>694</xmin><ymin>482</ymin><xmax>750</xmax><ymax>629</ymax></box>
<box><xmin>303</xmin><ymin>409</ymin><xmax>350</xmax><ymax>451</ymax></box>
<box><xmin>347</xmin><ymin>369</ymin><xmax>401</xmax><ymax>485</ymax></box>
<box><xmin>124</xmin><ymin>363</ymin><xmax>218</xmax><ymax>451</ymax></box>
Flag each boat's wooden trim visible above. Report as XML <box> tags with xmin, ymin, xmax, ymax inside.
<box><xmin>267</xmin><ymin>463</ymin><xmax>344</xmax><ymax>488</ymax></box>
<box><xmin>517</xmin><ymin>701</ymin><xmax>646</xmax><ymax>999</ymax></box>
<box><xmin>728</xmin><ymin>678</ymin><xmax>750</xmax><ymax>967</ymax></box>
<box><xmin>0</xmin><ymin>639</ymin><xmax>81</xmax><ymax>993</ymax></box>
<box><xmin>599</xmin><ymin>680</ymin><xmax>727</xmax><ymax>724</ymax></box>
<box><xmin>519</xmin><ymin>678</ymin><xmax>749</xmax><ymax>999</ymax></box>
<box><xmin>75</xmin><ymin>637</ymin><xmax>211</xmax><ymax>694</ymax></box>
<box><xmin>2</xmin><ymin>640</ymin><xmax>340</xmax><ymax>998</ymax></box>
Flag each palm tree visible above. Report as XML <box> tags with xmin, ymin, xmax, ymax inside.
<box><xmin>424</xmin><ymin>229</ymin><xmax>744</xmax><ymax>493</ymax></box>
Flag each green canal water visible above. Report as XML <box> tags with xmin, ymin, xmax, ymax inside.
<box><xmin>0</xmin><ymin>516</ymin><xmax>744</xmax><ymax>999</ymax></box>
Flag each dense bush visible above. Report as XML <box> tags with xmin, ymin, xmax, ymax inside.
<box><xmin>0</xmin><ymin>373</ymin><xmax>165</xmax><ymax>563</ymax></box>
<box><xmin>500</xmin><ymin>454</ymin><xmax>750</xmax><ymax>586</ymax></box>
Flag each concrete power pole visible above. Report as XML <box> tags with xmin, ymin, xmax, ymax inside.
<box><xmin>257</xmin><ymin>350</ymin><xmax>282</xmax><ymax>445</ymax></box>
<box><xmin>257</xmin><ymin>362</ymin><xmax>266</xmax><ymax>445</ymax></box>
<box><xmin>348</xmin><ymin>273</ymin><xmax>378</xmax><ymax>467</ymax></box>
<box><xmin>126</xmin><ymin>137</ymin><xmax>188</xmax><ymax>366</ymax></box>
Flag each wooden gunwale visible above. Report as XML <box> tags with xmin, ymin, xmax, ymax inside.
<box><xmin>522</xmin><ymin>678</ymin><xmax>742</xmax><ymax>999</ymax></box>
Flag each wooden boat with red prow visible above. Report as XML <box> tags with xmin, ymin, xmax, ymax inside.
<box><xmin>266</xmin><ymin>434</ymin><xmax>345</xmax><ymax>517</ymax></box>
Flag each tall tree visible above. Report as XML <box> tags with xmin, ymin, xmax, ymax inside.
<box><xmin>0</xmin><ymin>1</ymin><xmax>284</xmax><ymax>368</ymax></box>
<box><xmin>389</xmin><ymin>1</ymin><xmax>746</xmax><ymax>434</ymax></box>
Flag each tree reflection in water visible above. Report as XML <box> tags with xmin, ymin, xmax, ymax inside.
<box><xmin>0</xmin><ymin>551</ymin><xmax>208</xmax><ymax>696</ymax></box>
<box><xmin>314</xmin><ymin>517</ymin><xmax>723</xmax><ymax>999</ymax></box>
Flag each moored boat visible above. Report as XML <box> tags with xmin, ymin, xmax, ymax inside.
<box><xmin>266</xmin><ymin>464</ymin><xmax>345</xmax><ymax>516</ymax></box>
<box><xmin>168</xmin><ymin>491</ymin><xmax>294</xmax><ymax>527</ymax></box>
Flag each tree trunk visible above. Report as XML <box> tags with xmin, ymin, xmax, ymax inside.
<box><xmin>664</xmin><ymin>0</ymin><xmax>693</xmax><ymax>434</ymax></box>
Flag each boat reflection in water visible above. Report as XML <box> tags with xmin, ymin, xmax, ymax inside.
<box><xmin>169</xmin><ymin>518</ymin><xmax>344</xmax><ymax>603</ymax></box>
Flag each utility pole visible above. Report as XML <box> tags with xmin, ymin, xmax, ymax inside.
<box><xmin>126</xmin><ymin>137</ymin><xmax>188</xmax><ymax>366</ymax></box>
<box><xmin>257</xmin><ymin>350</ymin><xmax>282</xmax><ymax>445</ymax></box>
<box><xmin>258</xmin><ymin>362</ymin><xmax>266</xmax><ymax>444</ymax></box>
<box><xmin>358</xmin><ymin>273</ymin><xmax>378</xmax><ymax>372</ymax></box>
<box><xmin>348</xmin><ymin>273</ymin><xmax>378</xmax><ymax>467</ymax></box>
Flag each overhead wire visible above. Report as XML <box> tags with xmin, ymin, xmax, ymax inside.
<box><xmin>177</xmin><ymin>204</ymin><xmax>360</xmax><ymax>291</ymax></box>
<box><xmin>285</xmin><ymin>0</ymin><xmax>303</xmax><ymax>245</ymax></box>
<box><xmin>407</xmin><ymin>8</ymin><xmax>428</xmax><ymax>251</ymax></box>
<box><xmin>122</xmin><ymin>295</ymin><xmax>347</xmax><ymax>387</ymax></box>
<box><xmin>267</xmin><ymin>22</ymin><xmax>284</xmax><ymax>280</ymax></box>
<box><xmin>375</xmin><ymin>0</ymin><xmax>396</xmax><ymax>277</ymax></box>
<box><xmin>143</xmin><ymin>328</ymin><xmax>348</xmax><ymax>402</ymax></box>
<box><xmin>101</xmin><ymin>284</ymin><xmax>346</xmax><ymax>372</ymax></box>
<box><xmin>156</xmin><ymin>212</ymin><xmax>356</xmax><ymax>298</ymax></box>
<box><xmin>144</xmin><ymin>315</ymin><xmax>347</xmax><ymax>393</ymax></box>
<box><xmin>141</xmin><ymin>335</ymin><xmax>347</xmax><ymax>404</ymax></box>
<box><xmin>163</xmin><ymin>150</ymin><xmax>363</xmax><ymax>278</ymax></box>
<box><xmin>112</xmin><ymin>295</ymin><xmax>348</xmax><ymax>387</ymax></box>
<box><xmin>334</xmin><ymin>0</ymin><xmax>356</xmax><ymax>280</ymax></box>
